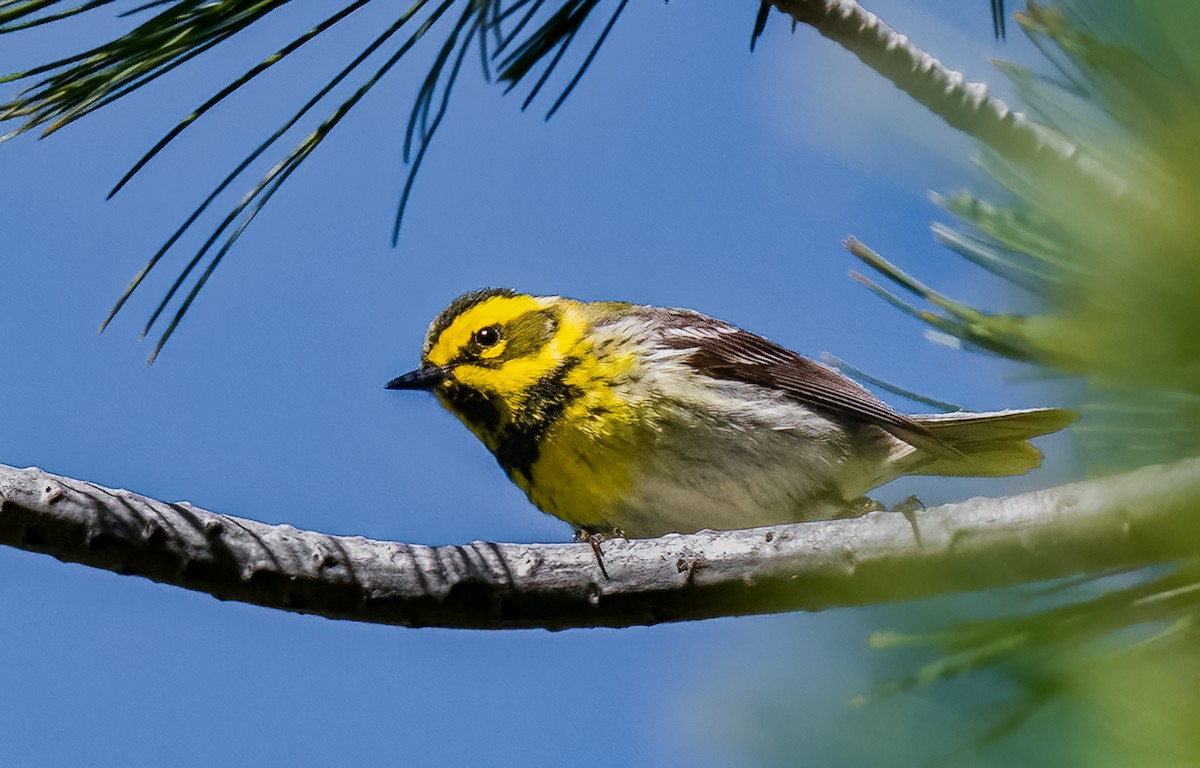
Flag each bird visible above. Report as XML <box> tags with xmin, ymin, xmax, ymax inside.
<box><xmin>386</xmin><ymin>288</ymin><xmax>1075</xmax><ymax>539</ymax></box>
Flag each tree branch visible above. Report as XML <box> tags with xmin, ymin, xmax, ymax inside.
<box><xmin>2</xmin><ymin>460</ymin><xmax>1198</xmax><ymax>629</ymax></box>
<box><xmin>770</xmin><ymin>0</ymin><xmax>1128</xmax><ymax>200</ymax></box>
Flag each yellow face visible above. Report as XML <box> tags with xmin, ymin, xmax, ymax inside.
<box><xmin>386</xmin><ymin>289</ymin><xmax>590</xmax><ymax>447</ymax></box>
<box><xmin>427</xmin><ymin>292</ymin><xmax>587</xmax><ymax>407</ymax></box>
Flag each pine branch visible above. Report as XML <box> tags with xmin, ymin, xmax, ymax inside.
<box><xmin>2</xmin><ymin>460</ymin><xmax>1198</xmax><ymax>630</ymax></box>
<box><xmin>769</xmin><ymin>0</ymin><xmax>1127</xmax><ymax>201</ymax></box>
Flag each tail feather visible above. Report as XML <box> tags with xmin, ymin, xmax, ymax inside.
<box><xmin>893</xmin><ymin>407</ymin><xmax>1076</xmax><ymax>478</ymax></box>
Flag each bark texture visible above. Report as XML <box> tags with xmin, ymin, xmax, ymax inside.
<box><xmin>2</xmin><ymin>460</ymin><xmax>1198</xmax><ymax>629</ymax></box>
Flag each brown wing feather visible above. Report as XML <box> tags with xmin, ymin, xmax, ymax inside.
<box><xmin>650</xmin><ymin>308</ymin><xmax>949</xmax><ymax>454</ymax></box>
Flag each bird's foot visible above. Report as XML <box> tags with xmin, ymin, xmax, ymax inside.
<box><xmin>574</xmin><ymin>528</ymin><xmax>625</xmax><ymax>580</ymax></box>
<box><xmin>890</xmin><ymin>495</ymin><xmax>925</xmax><ymax>544</ymax></box>
<box><xmin>839</xmin><ymin>497</ymin><xmax>886</xmax><ymax>519</ymax></box>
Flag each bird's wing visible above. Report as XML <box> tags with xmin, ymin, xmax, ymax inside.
<box><xmin>650</xmin><ymin>308</ymin><xmax>946</xmax><ymax>453</ymax></box>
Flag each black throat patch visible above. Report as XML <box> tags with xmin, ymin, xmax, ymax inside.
<box><xmin>492</xmin><ymin>358</ymin><xmax>582</xmax><ymax>482</ymax></box>
<box><xmin>441</xmin><ymin>383</ymin><xmax>502</xmax><ymax>435</ymax></box>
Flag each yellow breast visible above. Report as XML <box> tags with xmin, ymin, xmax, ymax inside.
<box><xmin>516</xmin><ymin>339</ymin><xmax>645</xmax><ymax>530</ymax></box>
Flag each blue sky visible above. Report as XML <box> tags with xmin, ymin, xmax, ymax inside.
<box><xmin>0</xmin><ymin>3</ymin><xmax>1077</xmax><ymax>765</ymax></box>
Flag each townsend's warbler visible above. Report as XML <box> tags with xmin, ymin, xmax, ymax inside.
<box><xmin>387</xmin><ymin>288</ymin><xmax>1075</xmax><ymax>538</ymax></box>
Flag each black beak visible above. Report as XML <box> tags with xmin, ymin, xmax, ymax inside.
<box><xmin>384</xmin><ymin>366</ymin><xmax>448</xmax><ymax>391</ymax></box>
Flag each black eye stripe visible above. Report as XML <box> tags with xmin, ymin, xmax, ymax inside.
<box><xmin>449</xmin><ymin>310</ymin><xmax>557</xmax><ymax>366</ymax></box>
<box><xmin>501</xmin><ymin>309</ymin><xmax>558</xmax><ymax>358</ymax></box>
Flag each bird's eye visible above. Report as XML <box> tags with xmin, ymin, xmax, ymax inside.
<box><xmin>473</xmin><ymin>325</ymin><xmax>501</xmax><ymax>347</ymax></box>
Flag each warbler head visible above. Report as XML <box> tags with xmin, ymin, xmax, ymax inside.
<box><xmin>386</xmin><ymin>288</ymin><xmax>589</xmax><ymax>447</ymax></box>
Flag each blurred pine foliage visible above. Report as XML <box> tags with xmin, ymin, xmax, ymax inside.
<box><xmin>844</xmin><ymin>3</ymin><xmax>1200</xmax><ymax>762</ymax></box>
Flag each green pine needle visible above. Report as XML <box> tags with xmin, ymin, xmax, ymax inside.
<box><xmin>1</xmin><ymin>0</ymin><xmax>636</xmax><ymax>360</ymax></box>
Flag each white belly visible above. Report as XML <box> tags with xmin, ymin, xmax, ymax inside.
<box><xmin>594</xmin><ymin>389</ymin><xmax>895</xmax><ymax>537</ymax></box>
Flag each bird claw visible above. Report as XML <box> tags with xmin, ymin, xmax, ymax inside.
<box><xmin>575</xmin><ymin>528</ymin><xmax>624</xmax><ymax>580</ymax></box>
<box><xmin>840</xmin><ymin>497</ymin><xmax>886</xmax><ymax>518</ymax></box>
<box><xmin>890</xmin><ymin>495</ymin><xmax>925</xmax><ymax>544</ymax></box>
